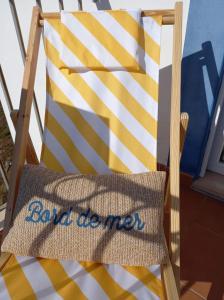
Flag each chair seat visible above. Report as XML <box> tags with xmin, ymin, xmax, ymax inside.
<box><xmin>0</xmin><ymin>255</ymin><xmax>165</xmax><ymax>299</ymax></box>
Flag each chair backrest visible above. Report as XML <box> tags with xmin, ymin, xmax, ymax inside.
<box><xmin>41</xmin><ymin>11</ymin><xmax>163</xmax><ymax>175</ymax></box>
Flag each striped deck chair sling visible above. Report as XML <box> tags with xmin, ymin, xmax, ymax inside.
<box><xmin>0</xmin><ymin>3</ymin><xmax>186</xmax><ymax>299</ymax></box>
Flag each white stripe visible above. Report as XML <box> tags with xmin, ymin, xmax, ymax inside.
<box><xmin>141</xmin><ymin>16</ymin><xmax>161</xmax><ymax>46</ymax></box>
<box><xmin>91</xmin><ymin>11</ymin><xmax>140</xmax><ymax>62</ymax></box>
<box><xmin>0</xmin><ymin>274</ymin><xmax>11</xmax><ymax>300</ymax></box>
<box><xmin>46</xmin><ymin>57</ymin><xmax>149</xmax><ymax>173</ymax></box>
<box><xmin>107</xmin><ymin>264</ymin><xmax>160</xmax><ymax>300</ymax></box>
<box><xmin>60</xmin><ymin>260</ymin><xmax>109</xmax><ymax>300</ymax></box>
<box><xmin>61</xmin><ymin>13</ymin><xmax>159</xmax><ymax>84</ymax></box>
<box><xmin>47</xmin><ymin>94</ymin><xmax>111</xmax><ymax>174</ymax></box>
<box><xmin>112</xmin><ymin>71</ymin><xmax>158</xmax><ymax>120</ymax></box>
<box><xmin>148</xmin><ymin>265</ymin><xmax>161</xmax><ymax>279</ymax></box>
<box><xmin>44</xmin><ymin>18</ymin><xmax>83</xmax><ymax>72</ymax></box>
<box><xmin>143</xmin><ymin>54</ymin><xmax>159</xmax><ymax>83</ymax></box>
<box><xmin>45</xmin><ymin>21</ymin><xmax>158</xmax><ymax>124</ymax></box>
<box><xmin>46</xmin><ymin>26</ymin><xmax>157</xmax><ymax>158</ymax></box>
<box><xmin>56</xmin><ymin>17</ymin><xmax>159</xmax><ymax>118</ymax></box>
<box><xmin>43</xmin><ymin>128</ymin><xmax>77</xmax><ymax>173</ymax></box>
<box><xmin>78</xmin><ymin>71</ymin><xmax>157</xmax><ymax>157</ymax></box>
<box><xmin>16</xmin><ymin>256</ymin><xmax>62</xmax><ymax>300</ymax></box>
<box><xmin>94</xmin><ymin>11</ymin><xmax>159</xmax><ymax>81</ymax></box>
<box><xmin>61</xmin><ymin>13</ymin><xmax>120</xmax><ymax>70</ymax></box>
<box><xmin>61</xmin><ymin>11</ymin><xmax>141</xmax><ymax>71</ymax></box>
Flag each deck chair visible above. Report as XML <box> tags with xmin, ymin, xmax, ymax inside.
<box><xmin>0</xmin><ymin>3</ymin><xmax>188</xmax><ymax>299</ymax></box>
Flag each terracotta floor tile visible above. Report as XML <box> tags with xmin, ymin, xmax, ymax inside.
<box><xmin>181</xmin><ymin>289</ymin><xmax>205</xmax><ymax>300</ymax></box>
<box><xmin>181</xmin><ymin>280</ymin><xmax>212</xmax><ymax>299</ymax></box>
<box><xmin>181</xmin><ymin>173</ymin><xmax>194</xmax><ymax>188</ymax></box>
<box><xmin>194</xmin><ymin>197</ymin><xmax>224</xmax><ymax>237</ymax></box>
<box><xmin>181</xmin><ymin>182</ymin><xmax>224</xmax><ymax>300</ymax></box>
<box><xmin>181</xmin><ymin>222</ymin><xmax>224</xmax><ymax>276</ymax></box>
<box><xmin>181</xmin><ymin>180</ymin><xmax>224</xmax><ymax>237</ymax></box>
<box><xmin>163</xmin><ymin>173</ymin><xmax>224</xmax><ymax>299</ymax></box>
<box><xmin>180</xmin><ymin>188</ymin><xmax>206</xmax><ymax>232</ymax></box>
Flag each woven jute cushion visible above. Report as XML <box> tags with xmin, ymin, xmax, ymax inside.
<box><xmin>2</xmin><ymin>164</ymin><xmax>168</xmax><ymax>266</ymax></box>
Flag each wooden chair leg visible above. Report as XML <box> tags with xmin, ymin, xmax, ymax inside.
<box><xmin>164</xmin><ymin>112</ymin><xmax>189</xmax><ymax>299</ymax></box>
<box><xmin>162</xmin><ymin>255</ymin><xmax>180</xmax><ymax>300</ymax></box>
<box><xmin>167</xmin><ymin>2</ymin><xmax>183</xmax><ymax>295</ymax></box>
<box><xmin>165</xmin><ymin>112</ymin><xmax>189</xmax><ymax>209</ymax></box>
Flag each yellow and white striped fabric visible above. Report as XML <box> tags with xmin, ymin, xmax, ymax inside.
<box><xmin>0</xmin><ymin>11</ymin><xmax>165</xmax><ymax>299</ymax></box>
<box><xmin>60</xmin><ymin>10</ymin><xmax>142</xmax><ymax>71</ymax></box>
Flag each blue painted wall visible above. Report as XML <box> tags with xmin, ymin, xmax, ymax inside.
<box><xmin>181</xmin><ymin>0</ymin><xmax>224</xmax><ymax>176</ymax></box>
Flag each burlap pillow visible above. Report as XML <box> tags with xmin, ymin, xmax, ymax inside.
<box><xmin>2</xmin><ymin>164</ymin><xmax>168</xmax><ymax>266</ymax></box>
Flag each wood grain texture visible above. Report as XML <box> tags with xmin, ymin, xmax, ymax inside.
<box><xmin>169</xmin><ymin>1</ymin><xmax>183</xmax><ymax>293</ymax></box>
<box><xmin>165</xmin><ymin>112</ymin><xmax>189</xmax><ymax>209</ymax></box>
<box><xmin>162</xmin><ymin>256</ymin><xmax>179</xmax><ymax>300</ymax></box>
<box><xmin>164</xmin><ymin>112</ymin><xmax>189</xmax><ymax>295</ymax></box>
<box><xmin>2</xmin><ymin>6</ymin><xmax>41</xmax><ymax>242</ymax></box>
<box><xmin>164</xmin><ymin>112</ymin><xmax>189</xmax><ymax>297</ymax></box>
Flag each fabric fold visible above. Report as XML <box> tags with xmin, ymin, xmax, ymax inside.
<box><xmin>60</xmin><ymin>10</ymin><xmax>142</xmax><ymax>71</ymax></box>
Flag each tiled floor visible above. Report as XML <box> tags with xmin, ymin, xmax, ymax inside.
<box><xmin>180</xmin><ymin>174</ymin><xmax>224</xmax><ymax>300</ymax></box>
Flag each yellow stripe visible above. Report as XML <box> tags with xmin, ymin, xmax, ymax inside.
<box><xmin>94</xmin><ymin>71</ymin><xmax>158</xmax><ymax>136</ymax></box>
<box><xmin>73</xmin><ymin>13</ymin><xmax>140</xmax><ymax>70</ymax></box>
<box><xmin>41</xmin><ymin>145</ymin><xmax>65</xmax><ymax>172</ymax></box>
<box><xmin>47</xmin><ymin>76</ymin><xmax>131</xmax><ymax>174</ymax></box>
<box><xmin>38</xmin><ymin>258</ymin><xmax>87</xmax><ymax>300</ymax></box>
<box><xmin>109</xmin><ymin>11</ymin><xmax>161</xmax><ymax>64</ymax></box>
<box><xmin>107</xmin><ymin>10</ymin><xmax>140</xmax><ymax>43</ymax></box>
<box><xmin>140</xmin><ymin>32</ymin><xmax>160</xmax><ymax>65</ymax></box>
<box><xmin>151</xmin><ymin>15</ymin><xmax>163</xmax><ymax>26</ymax></box>
<box><xmin>45</xmin><ymin>37</ymin><xmax>156</xmax><ymax>171</ymax></box>
<box><xmin>123</xmin><ymin>266</ymin><xmax>164</xmax><ymax>299</ymax></box>
<box><xmin>48</xmin><ymin>19</ymin><xmax>158</xmax><ymax>142</ymax></box>
<box><xmin>71</xmin><ymin>14</ymin><xmax>159</xmax><ymax>101</ymax></box>
<box><xmin>80</xmin><ymin>262</ymin><xmax>137</xmax><ymax>300</ymax></box>
<box><xmin>46</xmin><ymin>110</ymin><xmax>97</xmax><ymax>174</ymax></box>
<box><xmin>1</xmin><ymin>255</ymin><xmax>36</xmax><ymax>300</ymax></box>
<box><xmin>55</xmin><ymin>17</ymin><xmax>159</xmax><ymax>115</ymax></box>
<box><xmin>109</xmin><ymin>13</ymin><xmax>162</xmax><ymax>72</ymax></box>
<box><xmin>59</xmin><ymin>18</ymin><xmax>159</xmax><ymax>107</ymax></box>
<box><xmin>140</xmin><ymin>25</ymin><xmax>161</xmax><ymax>66</ymax></box>
<box><xmin>61</xmin><ymin>19</ymin><xmax>158</xmax><ymax>119</ymax></box>
<box><xmin>131</xmin><ymin>72</ymin><xmax>159</xmax><ymax>103</ymax></box>
<box><xmin>41</xmin><ymin>101</ymin><xmax>65</xmax><ymax>173</ymax></box>
<box><xmin>58</xmin><ymin>19</ymin><xmax>159</xmax><ymax>104</ymax></box>
<box><xmin>46</xmin><ymin>37</ymin><xmax>156</xmax><ymax>170</ymax></box>
<box><xmin>59</xmin><ymin>21</ymin><xmax>158</xmax><ymax>131</ymax></box>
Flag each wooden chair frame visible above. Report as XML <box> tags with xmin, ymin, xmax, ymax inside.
<box><xmin>0</xmin><ymin>3</ymin><xmax>186</xmax><ymax>299</ymax></box>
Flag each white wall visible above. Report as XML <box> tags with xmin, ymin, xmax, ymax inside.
<box><xmin>0</xmin><ymin>0</ymin><xmax>190</xmax><ymax>165</ymax></box>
